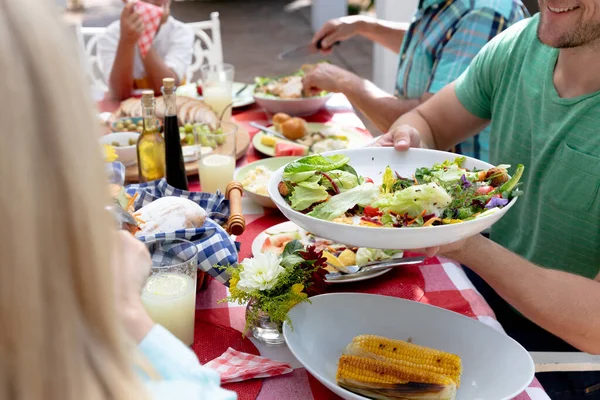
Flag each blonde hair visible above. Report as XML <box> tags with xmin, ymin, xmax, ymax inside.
<box><xmin>0</xmin><ymin>0</ymin><xmax>147</xmax><ymax>399</ymax></box>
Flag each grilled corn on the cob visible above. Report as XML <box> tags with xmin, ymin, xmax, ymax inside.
<box><xmin>336</xmin><ymin>335</ymin><xmax>462</xmax><ymax>400</ymax></box>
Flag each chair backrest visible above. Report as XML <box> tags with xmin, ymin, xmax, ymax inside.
<box><xmin>185</xmin><ymin>12</ymin><xmax>224</xmax><ymax>84</ymax></box>
<box><xmin>79</xmin><ymin>26</ymin><xmax>109</xmax><ymax>93</ymax></box>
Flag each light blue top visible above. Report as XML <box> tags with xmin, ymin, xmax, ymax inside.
<box><xmin>138</xmin><ymin>324</ymin><xmax>237</xmax><ymax>400</ymax></box>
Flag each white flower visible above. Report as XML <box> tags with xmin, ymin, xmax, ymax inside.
<box><xmin>237</xmin><ymin>252</ymin><xmax>285</xmax><ymax>292</ymax></box>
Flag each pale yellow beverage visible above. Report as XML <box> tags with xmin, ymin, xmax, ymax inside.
<box><xmin>198</xmin><ymin>153</ymin><xmax>235</xmax><ymax>193</ymax></box>
<box><xmin>203</xmin><ymin>85</ymin><xmax>233</xmax><ymax>122</ymax></box>
<box><xmin>141</xmin><ymin>272</ymin><xmax>197</xmax><ymax>346</ymax></box>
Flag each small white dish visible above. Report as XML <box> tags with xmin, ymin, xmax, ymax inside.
<box><xmin>268</xmin><ymin>147</ymin><xmax>519</xmax><ymax>250</ymax></box>
<box><xmin>99</xmin><ymin>132</ymin><xmax>140</xmax><ymax>166</ymax></box>
<box><xmin>253</xmin><ymin>92</ymin><xmax>333</xmax><ymax>117</ymax></box>
<box><xmin>284</xmin><ymin>293</ymin><xmax>534</xmax><ymax>400</ymax></box>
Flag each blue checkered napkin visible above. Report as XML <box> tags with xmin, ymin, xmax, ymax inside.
<box><xmin>107</xmin><ymin>162</ymin><xmax>237</xmax><ymax>285</ymax></box>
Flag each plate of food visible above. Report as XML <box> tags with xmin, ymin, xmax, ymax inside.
<box><xmin>251</xmin><ymin>221</ymin><xmax>406</xmax><ymax>283</ymax></box>
<box><xmin>253</xmin><ymin>114</ymin><xmax>370</xmax><ymax>158</ymax></box>
<box><xmin>253</xmin><ymin>64</ymin><xmax>334</xmax><ymax>116</ymax></box>
<box><xmin>268</xmin><ymin>148</ymin><xmax>524</xmax><ymax>249</ymax></box>
<box><xmin>283</xmin><ymin>293</ymin><xmax>534</xmax><ymax>400</ymax></box>
<box><xmin>176</xmin><ymin>81</ymin><xmax>256</xmax><ymax>108</ymax></box>
<box><xmin>111</xmin><ymin>116</ymin><xmax>163</xmax><ymax>133</ymax></box>
<box><xmin>236</xmin><ymin>157</ymin><xmax>300</xmax><ymax>208</ymax></box>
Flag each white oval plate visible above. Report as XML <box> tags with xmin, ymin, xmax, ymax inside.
<box><xmin>251</xmin><ymin>221</ymin><xmax>392</xmax><ymax>284</ymax></box>
<box><xmin>268</xmin><ymin>147</ymin><xmax>518</xmax><ymax>250</ymax></box>
<box><xmin>284</xmin><ymin>293</ymin><xmax>534</xmax><ymax>400</ymax></box>
<box><xmin>252</xmin><ymin>122</ymin><xmax>370</xmax><ymax>158</ymax></box>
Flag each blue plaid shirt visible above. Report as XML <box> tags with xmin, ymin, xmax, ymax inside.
<box><xmin>396</xmin><ymin>0</ymin><xmax>529</xmax><ymax>161</ymax></box>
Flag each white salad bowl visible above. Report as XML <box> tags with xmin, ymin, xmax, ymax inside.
<box><xmin>267</xmin><ymin>147</ymin><xmax>519</xmax><ymax>250</ymax></box>
<box><xmin>99</xmin><ymin>132</ymin><xmax>140</xmax><ymax>167</ymax></box>
<box><xmin>283</xmin><ymin>293</ymin><xmax>535</xmax><ymax>400</ymax></box>
<box><xmin>253</xmin><ymin>92</ymin><xmax>334</xmax><ymax>117</ymax></box>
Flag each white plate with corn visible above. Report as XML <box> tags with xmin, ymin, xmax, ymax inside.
<box><xmin>283</xmin><ymin>293</ymin><xmax>534</xmax><ymax>400</ymax></box>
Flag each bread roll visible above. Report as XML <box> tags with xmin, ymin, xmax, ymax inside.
<box><xmin>135</xmin><ymin>197</ymin><xmax>207</xmax><ymax>236</ymax></box>
<box><xmin>281</xmin><ymin>117</ymin><xmax>307</xmax><ymax>140</ymax></box>
<box><xmin>272</xmin><ymin>113</ymin><xmax>291</xmax><ymax>131</ymax></box>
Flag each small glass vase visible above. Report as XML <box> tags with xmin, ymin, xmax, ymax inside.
<box><xmin>246</xmin><ymin>300</ymin><xmax>285</xmax><ymax>345</ymax></box>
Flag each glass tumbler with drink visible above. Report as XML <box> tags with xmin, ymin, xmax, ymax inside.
<box><xmin>195</xmin><ymin>121</ymin><xmax>237</xmax><ymax>194</ymax></box>
<box><xmin>200</xmin><ymin>63</ymin><xmax>234</xmax><ymax>122</ymax></box>
<box><xmin>141</xmin><ymin>238</ymin><xmax>198</xmax><ymax>346</ymax></box>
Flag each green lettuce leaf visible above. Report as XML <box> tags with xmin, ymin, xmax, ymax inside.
<box><xmin>382</xmin><ymin>166</ymin><xmax>395</xmax><ymax>194</ymax></box>
<box><xmin>289</xmin><ymin>181</ymin><xmax>329</xmax><ymax>211</ymax></box>
<box><xmin>355</xmin><ymin>248</ymin><xmax>403</xmax><ymax>266</ymax></box>
<box><xmin>283</xmin><ymin>170</ymin><xmax>317</xmax><ymax>183</ymax></box>
<box><xmin>431</xmin><ymin>164</ymin><xmax>479</xmax><ymax>183</ymax></box>
<box><xmin>308</xmin><ymin>183</ymin><xmax>380</xmax><ymax>220</ymax></box>
<box><xmin>321</xmin><ymin>170</ymin><xmax>360</xmax><ymax>192</ymax></box>
<box><xmin>372</xmin><ymin>183</ymin><xmax>452</xmax><ymax>218</ymax></box>
<box><xmin>283</xmin><ymin>154</ymin><xmax>350</xmax><ymax>174</ymax></box>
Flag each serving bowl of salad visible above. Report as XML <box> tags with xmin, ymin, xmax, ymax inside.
<box><xmin>253</xmin><ymin>64</ymin><xmax>334</xmax><ymax>116</ymax></box>
<box><xmin>267</xmin><ymin>148</ymin><xmax>524</xmax><ymax>249</ymax></box>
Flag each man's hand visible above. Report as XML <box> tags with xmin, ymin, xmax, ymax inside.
<box><xmin>312</xmin><ymin>16</ymin><xmax>369</xmax><ymax>53</ymax></box>
<box><xmin>120</xmin><ymin>2</ymin><xmax>143</xmax><ymax>45</ymax></box>
<box><xmin>302</xmin><ymin>63</ymin><xmax>354</xmax><ymax>95</ymax></box>
<box><xmin>372</xmin><ymin>124</ymin><xmax>423</xmax><ymax>151</ymax></box>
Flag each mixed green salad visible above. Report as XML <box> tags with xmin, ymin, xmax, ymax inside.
<box><xmin>277</xmin><ymin>154</ymin><xmax>524</xmax><ymax>227</ymax></box>
<box><xmin>254</xmin><ymin>63</ymin><xmax>329</xmax><ymax>99</ymax></box>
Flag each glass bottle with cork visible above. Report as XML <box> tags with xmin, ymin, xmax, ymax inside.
<box><xmin>136</xmin><ymin>90</ymin><xmax>165</xmax><ymax>182</ymax></box>
<box><xmin>162</xmin><ymin>78</ymin><xmax>188</xmax><ymax>190</ymax></box>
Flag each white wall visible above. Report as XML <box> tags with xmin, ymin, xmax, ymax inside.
<box><xmin>373</xmin><ymin>0</ymin><xmax>419</xmax><ymax>93</ymax></box>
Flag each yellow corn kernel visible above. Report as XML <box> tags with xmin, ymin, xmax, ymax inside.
<box><xmin>336</xmin><ymin>354</ymin><xmax>456</xmax><ymax>390</ymax></box>
<box><xmin>345</xmin><ymin>335</ymin><xmax>462</xmax><ymax>386</ymax></box>
<box><xmin>260</xmin><ymin>135</ymin><xmax>278</xmax><ymax>147</ymax></box>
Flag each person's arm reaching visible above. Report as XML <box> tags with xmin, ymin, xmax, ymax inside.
<box><xmin>448</xmin><ymin>235</ymin><xmax>600</xmax><ymax>355</ymax></box>
<box><xmin>302</xmin><ymin>63</ymin><xmax>432</xmax><ymax>132</ymax></box>
<box><xmin>312</xmin><ymin>15</ymin><xmax>408</xmax><ymax>54</ymax></box>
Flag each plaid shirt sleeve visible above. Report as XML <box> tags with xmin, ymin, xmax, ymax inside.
<box><xmin>427</xmin><ymin>8</ymin><xmax>508</xmax><ymax>94</ymax></box>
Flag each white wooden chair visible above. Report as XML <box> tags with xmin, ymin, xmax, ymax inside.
<box><xmin>77</xmin><ymin>12</ymin><xmax>223</xmax><ymax>91</ymax></box>
<box><xmin>185</xmin><ymin>11</ymin><xmax>224</xmax><ymax>84</ymax></box>
<box><xmin>78</xmin><ymin>25</ymin><xmax>109</xmax><ymax>94</ymax></box>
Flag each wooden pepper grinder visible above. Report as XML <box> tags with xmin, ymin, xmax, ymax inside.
<box><xmin>225</xmin><ymin>181</ymin><xmax>245</xmax><ymax>236</ymax></box>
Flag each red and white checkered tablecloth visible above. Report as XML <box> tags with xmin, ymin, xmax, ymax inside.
<box><xmin>191</xmin><ymin>95</ymin><xmax>550</xmax><ymax>400</ymax></box>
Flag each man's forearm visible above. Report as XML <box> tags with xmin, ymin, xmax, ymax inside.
<box><xmin>109</xmin><ymin>40</ymin><xmax>136</xmax><ymax>100</ymax></box>
<box><xmin>357</xmin><ymin>18</ymin><xmax>409</xmax><ymax>53</ymax></box>
<box><xmin>141</xmin><ymin>48</ymin><xmax>178</xmax><ymax>94</ymax></box>
<box><xmin>344</xmin><ymin>73</ymin><xmax>426</xmax><ymax>132</ymax></box>
<box><xmin>455</xmin><ymin>235</ymin><xmax>600</xmax><ymax>354</ymax></box>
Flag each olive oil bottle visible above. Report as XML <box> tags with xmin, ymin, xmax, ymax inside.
<box><xmin>136</xmin><ymin>90</ymin><xmax>165</xmax><ymax>182</ymax></box>
<box><xmin>162</xmin><ymin>78</ymin><xmax>188</xmax><ymax>190</ymax></box>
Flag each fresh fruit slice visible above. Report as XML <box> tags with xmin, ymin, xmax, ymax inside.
<box><xmin>275</xmin><ymin>141</ymin><xmax>308</xmax><ymax>157</ymax></box>
<box><xmin>260</xmin><ymin>135</ymin><xmax>278</xmax><ymax>147</ymax></box>
<box><xmin>338</xmin><ymin>249</ymin><xmax>357</xmax><ymax>267</ymax></box>
<box><xmin>323</xmin><ymin>250</ymin><xmax>345</xmax><ymax>273</ymax></box>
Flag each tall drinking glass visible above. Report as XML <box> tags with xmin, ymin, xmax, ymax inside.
<box><xmin>201</xmin><ymin>63</ymin><xmax>235</xmax><ymax>122</ymax></box>
<box><xmin>195</xmin><ymin>121</ymin><xmax>237</xmax><ymax>194</ymax></box>
<box><xmin>141</xmin><ymin>238</ymin><xmax>198</xmax><ymax>346</ymax></box>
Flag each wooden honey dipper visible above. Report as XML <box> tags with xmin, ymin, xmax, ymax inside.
<box><xmin>225</xmin><ymin>181</ymin><xmax>246</xmax><ymax>236</ymax></box>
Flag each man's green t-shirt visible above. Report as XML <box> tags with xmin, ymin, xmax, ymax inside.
<box><xmin>455</xmin><ymin>14</ymin><xmax>600</xmax><ymax>279</ymax></box>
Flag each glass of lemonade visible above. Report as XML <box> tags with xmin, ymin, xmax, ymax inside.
<box><xmin>141</xmin><ymin>238</ymin><xmax>198</xmax><ymax>346</ymax></box>
<box><xmin>195</xmin><ymin>121</ymin><xmax>237</xmax><ymax>194</ymax></box>
<box><xmin>200</xmin><ymin>63</ymin><xmax>234</xmax><ymax>122</ymax></box>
